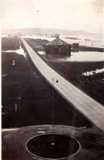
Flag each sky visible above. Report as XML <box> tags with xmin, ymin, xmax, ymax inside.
<box><xmin>0</xmin><ymin>0</ymin><xmax>104</xmax><ymax>33</ymax></box>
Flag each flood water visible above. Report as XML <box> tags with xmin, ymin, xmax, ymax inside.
<box><xmin>2</xmin><ymin>36</ymin><xmax>104</xmax><ymax>160</ymax></box>
<box><xmin>2</xmin><ymin>39</ymin><xmax>92</xmax><ymax>128</ymax></box>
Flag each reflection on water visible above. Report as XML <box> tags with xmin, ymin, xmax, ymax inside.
<box><xmin>16</xmin><ymin>47</ymin><xmax>26</xmax><ymax>56</ymax></box>
<box><xmin>69</xmin><ymin>52</ymin><xmax>104</xmax><ymax>62</ymax></box>
<box><xmin>2</xmin><ymin>47</ymin><xmax>26</xmax><ymax>57</ymax></box>
<box><xmin>38</xmin><ymin>51</ymin><xmax>46</xmax><ymax>55</ymax></box>
<box><xmin>45</xmin><ymin>52</ymin><xmax>104</xmax><ymax>62</ymax></box>
<box><xmin>82</xmin><ymin>68</ymin><xmax>104</xmax><ymax>77</ymax></box>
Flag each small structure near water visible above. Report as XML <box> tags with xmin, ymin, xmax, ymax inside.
<box><xmin>72</xmin><ymin>43</ymin><xmax>79</xmax><ymax>52</ymax></box>
<box><xmin>44</xmin><ymin>35</ymin><xmax>71</xmax><ymax>57</ymax></box>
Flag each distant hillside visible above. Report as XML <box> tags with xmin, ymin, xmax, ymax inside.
<box><xmin>2</xmin><ymin>27</ymin><xmax>99</xmax><ymax>39</ymax></box>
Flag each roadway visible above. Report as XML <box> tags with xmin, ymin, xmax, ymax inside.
<box><xmin>21</xmin><ymin>38</ymin><xmax>104</xmax><ymax>132</ymax></box>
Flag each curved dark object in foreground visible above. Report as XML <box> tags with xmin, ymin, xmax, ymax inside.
<box><xmin>2</xmin><ymin>125</ymin><xmax>104</xmax><ymax>160</ymax></box>
<box><xmin>27</xmin><ymin>134</ymin><xmax>79</xmax><ymax>159</ymax></box>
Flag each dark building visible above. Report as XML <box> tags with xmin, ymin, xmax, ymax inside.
<box><xmin>72</xmin><ymin>43</ymin><xmax>79</xmax><ymax>52</ymax></box>
<box><xmin>44</xmin><ymin>35</ymin><xmax>71</xmax><ymax>57</ymax></box>
<box><xmin>2</xmin><ymin>36</ymin><xmax>20</xmax><ymax>50</ymax></box>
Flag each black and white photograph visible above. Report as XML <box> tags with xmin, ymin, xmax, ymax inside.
<box><xmin>1</xmin><ymin>0</ymin><xmax>104</xmax><ymax>159</ymax></box>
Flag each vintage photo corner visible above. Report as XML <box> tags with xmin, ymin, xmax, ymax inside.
<box><xmin>1</xmin><ymin>0</ymin><xmax>104</xmax><ymax>160</ymax></box>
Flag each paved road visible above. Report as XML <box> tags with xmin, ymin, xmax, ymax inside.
<box><xmin>21</xmin><ymin>38</ymin><xmax>104</xmax><ymax>131</ymax></box>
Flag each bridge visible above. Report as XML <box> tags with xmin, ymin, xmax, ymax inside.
<box><xmin>21</xmin><ymin>38</ymin><xmax>104</xmax><ymax>131</ymax></box>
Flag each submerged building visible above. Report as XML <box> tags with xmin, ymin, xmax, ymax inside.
<box><xmin>44</xmin><ymin>35</ymin><xmax>71</xmax><ymax>57</ymax></box>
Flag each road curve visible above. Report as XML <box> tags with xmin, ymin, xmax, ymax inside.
<box><xmin>21</xmin><ymin>38</ymin><xmax>104</xmax><ymax>131</ymax></box>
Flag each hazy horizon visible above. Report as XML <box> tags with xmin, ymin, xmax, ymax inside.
<box><xmin>1</xmin><ymin>0</ymin><xmax>104</xmax><ymax>34</ymax></box>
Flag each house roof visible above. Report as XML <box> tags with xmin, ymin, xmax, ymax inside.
<box><xmin>46</xmin><ymin>37</ymin><xmax>68</xmax><ymax>46</ymax></box>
